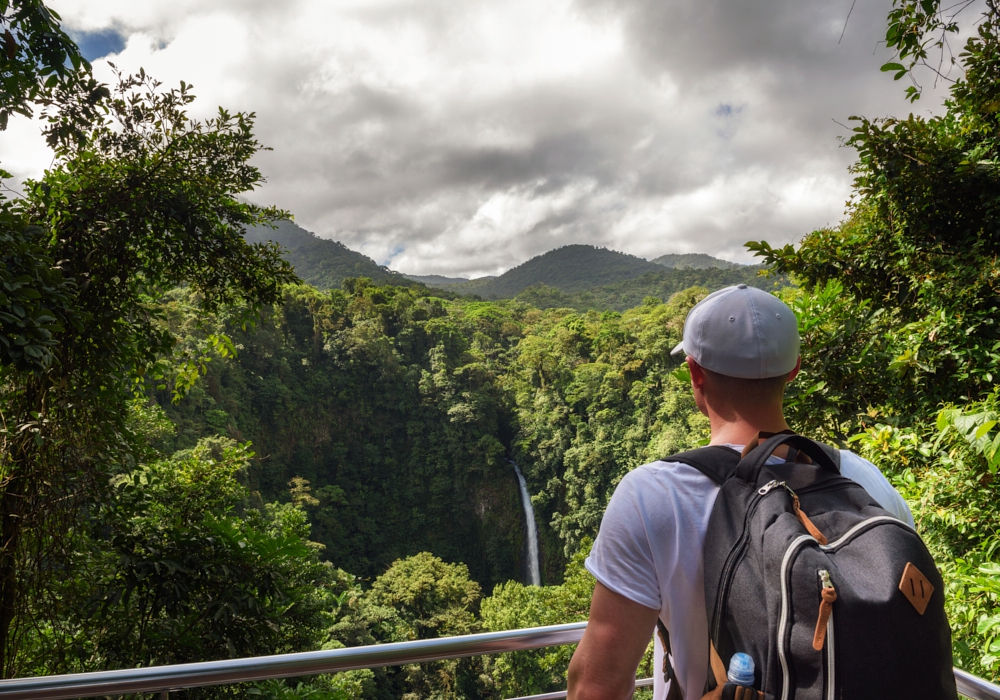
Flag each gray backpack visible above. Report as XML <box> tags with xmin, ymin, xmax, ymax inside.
<box><xmin>660</xmin><ymin>432</ymin><xmax>957</xmax><ymax>700</ymax></box>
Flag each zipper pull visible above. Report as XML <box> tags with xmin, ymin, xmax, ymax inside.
<box><xmin>813</xmin><ymin>569</ymin><xmax>838</xmax><ymax>651</ymax></box>
<box><xmin>757</xmin><ymin>480</ymin><xmax>828</xmax><ymax>544</ymax></box>
<box><xmin>819</xmin><ymin>569</ymin><xmax>833</xmax><ymax>589</ymax></box>
<box><xmin>757</xmin><ymin>480</ymin><xmax>786</xmax><ymax>495</ymax></box>
<box><xmin>789</xmin><ymin>488</ymin><xmax>829</xmax><ymax>545</ymax></box>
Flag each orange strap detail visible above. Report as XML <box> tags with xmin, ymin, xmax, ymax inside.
<box><xmin>812</xmin><ymin>586</ymin><xmax>838</xmax><ymax>650</ymax></box>
<box><xmin>792</xmin><ymin>494</ymin><xmax>828</xmax><ymax>545</ymax></box>
<box><xmin>709</xmin><ymin>641</ymin><xmax>728</xmax><ymax>687</ymax></box>
<box><xmin>700</xmin><ymin>685</ymin><xmax>764</xmax><ymax>700</ymax></box>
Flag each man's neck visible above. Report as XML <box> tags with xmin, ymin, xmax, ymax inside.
<box><xmin>706</xmin><ymin>407</ymin><xmax>791</xmax><ymax>447</ymax></box>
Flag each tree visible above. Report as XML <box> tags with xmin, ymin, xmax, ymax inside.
<box><xmin>0</xmin><ymin>0</ymin><xmax>94</xmax><ymax>130</ymax></box>
<box><xmin>878</xmin><ymin>0</ymin><xmax>994</xmax><ymax>102</ymax></box>
<box><xmin>748</xmin><ymin>3</ymin><xmax>1000</xmax><ymax>434</ymax></box>
<box><xmin>23</xmin><ymin>436</ymin><xmax>337</xmax><ymax>677</ymax></box>
<box><xmin>0</xmin><ymin>69</ymin><xmax>295</xmax><ymax>674</ymax></box>
<box><xmin>358</xmin><ymin>553</ymin><xmax>483</xmax><ymax>700</ymax></box>
<box><xmin>480</xmin><ymin>543</ymin><xmax>595</xmax><ymax>699</ymax></box>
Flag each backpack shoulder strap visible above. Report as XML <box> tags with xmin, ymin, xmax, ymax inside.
<box><xmin>656</xmin><ymin>619</ymin><xmax>683</xmax><ymax>700</ymax></box>
<box><xmin>819</xmin><ymin>441</ymin><xmax>842</xmax><ymax>470</ymax></box>
<box><xmin>666</xmin><ymin>439</ymin><xmax>842</xmax><ymax>485</ymax></box>
<box><xmin>662</xmin><ymin>445</ymin><xmax>741</xmax><ymax>485</ymax></box>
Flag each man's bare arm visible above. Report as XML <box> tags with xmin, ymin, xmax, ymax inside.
<box><xmin>567</xmin><ymin>581</ymin><xmax>660</xmax><ymax>700</ymax></box>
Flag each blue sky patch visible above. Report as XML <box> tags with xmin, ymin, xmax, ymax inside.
<box><xmin>73</xmin><ymin>29</ymin><xmax>126</xmax><ymax>62</ymax></box>
<box><xmin>715</xmin><ymin>103</ymin><xmax>743</xmax><ymax>118</ymax></box>
<box><xmin>380</xmin><ymin>246</ymin><xmax>405</xmax><ymax>266</ymax></box>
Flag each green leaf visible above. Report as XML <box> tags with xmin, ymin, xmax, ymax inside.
<box><xmin>881</xmin><ymin>62</ymin><xmax>906</xmax><ymax>72</ymax></box>
<box><xmin>669</xmin><ymin>363</ymin><xmax>691</xmax><ymax>384</ymax></box>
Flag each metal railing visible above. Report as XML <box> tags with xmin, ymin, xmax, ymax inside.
<box><xmin>0</xmin><ymin>623</ymin><xmax>588</xmax><ymax>700</ymax></box>
<box><xmin>0</xmin><ymin>620</ymin><xmax>996</xmax><ymax>700</ymax></box>
<box><xmin>958</xmin><ymin>669</ymin><xmax>1000</xmax><ymax>700</ymax></box>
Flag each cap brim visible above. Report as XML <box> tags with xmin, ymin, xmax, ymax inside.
<box><xmin>670</xmin><ymin>341</ymin><xmax>685</xmax><ymax>356</ymax></box>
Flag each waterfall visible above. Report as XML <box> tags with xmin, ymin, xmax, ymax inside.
<box><xmin>509</xmin><ymin>459</ymin><xmax>541</xmax><ymax>586</ymax></box>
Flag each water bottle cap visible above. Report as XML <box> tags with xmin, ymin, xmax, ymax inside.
<box><xmin>727</xmin><ymin>653</ymin><xmax>755</xmax><ymax>685</ymax></box>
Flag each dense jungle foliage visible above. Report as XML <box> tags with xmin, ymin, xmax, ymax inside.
<box><xmin>4</xmin><ymin>0</ymin><xmax>1000</xmax><ymax>698</ymax></box>
<box><xmin>154</xmin><ymin>281</ymin><xmax>717</xmax><ymax>583</ymax></box>
<box><xmin>512</xmin><ymin>266</ymin><xmax>776</xmax><ymax>312</ymax></box>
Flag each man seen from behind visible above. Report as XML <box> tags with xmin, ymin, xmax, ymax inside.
<box><xmin>566</xmin><ymin>284</ymin><xmax>913</xmax><ymax>700</ymax></box>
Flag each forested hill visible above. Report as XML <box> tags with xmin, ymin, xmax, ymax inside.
<box><xmin>445</xmin><ymin>245</ymin><xmax>666</xmax><ymax>298</ymax></box>
<box><xmin>245</xmin><ymin>220</ymin><xmax>417</xmax><ymax>289</ymax></box>
<box><xmin>651</xmin><ymin>253</ymin><xmax>739</xmax><ymax>269</ymax></box>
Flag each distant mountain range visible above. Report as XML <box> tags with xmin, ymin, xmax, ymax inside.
<box><xmin>403</xmin><ymin>250</ymin><xmax>742</xmax><ymax>290</ymax></box>
<box><xmin>245</xmin><ymin>221</ymin><xmax>774</xmax><ymax>308</ymax></box>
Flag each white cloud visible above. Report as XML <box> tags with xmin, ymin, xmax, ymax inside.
<box><xmin>5</xmin><ymin>0</ymin><xmax>958</xmax><ymax>276</ymax></box>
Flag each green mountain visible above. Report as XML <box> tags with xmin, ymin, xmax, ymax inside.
<box><xmin>651</xmin><ymin>253</ymin><xmax>740</xmax><ymax>269</ymax></box>
<box><xmin>447</xmin><ymin>245</ymin><xmax>665</xmax><ymax>299</ymax></box>
<box><xmin>246</xmin><ymin>227</ymin><xmax>768</xmax><ymax>309</ymax></box>
<box><xmin>401</xmin><ymin>273</ymin><xmax>477</xmax><ymax>287</ymax></box>
<box><xmin>245</xmin><ymin>220</ymin><xmax>416</xmax><ymax>290</ymax></box>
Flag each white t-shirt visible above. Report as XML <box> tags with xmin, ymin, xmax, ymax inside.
<box><xmin>584</xmin><ymin>447</ymin><xmax>914</xmax><ymax>700</ymax></box>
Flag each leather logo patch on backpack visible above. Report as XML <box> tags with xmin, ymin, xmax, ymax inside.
<box><xmin>899</xmin><ymin>562</ymin><xmax>934</xmax><ymax>615</ymax></box>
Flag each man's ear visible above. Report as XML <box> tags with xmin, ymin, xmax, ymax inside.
<box><xmin>687</xmin><ymin>357</ymin><xmax>711</xmax><ymax>417</ymax></box>
<box><xmin>787</xmin><ymin>356</ymin><xmax>802</xmax><ymax>383</ymax></box>
<box><xmin>687</xmin><ymin>356</ymin><xmax>706</xmax><ymax>389</ymax></box>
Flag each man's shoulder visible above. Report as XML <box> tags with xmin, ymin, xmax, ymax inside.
<box><xmin>838</xmin><ymin>448</ymin><xmax>890</xmax><ymax>481</ymax></box>
<box><xmin>835</xmin><ymin>448</ymin><xmax>916</xmax><ymax>526</ymax></box>
<box><xmin>615</xmin><ymin>458</ymin><xmax>721</xmax><ymax>498</ymax></box>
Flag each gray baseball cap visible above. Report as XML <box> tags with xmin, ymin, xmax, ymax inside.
<box><xmin>670</xmin><ymin>284</ymin><xmax>799</xmax><ymax>379</ymax></box>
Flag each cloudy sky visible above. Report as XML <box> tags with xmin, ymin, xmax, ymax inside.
<box><xmin>2</xmin><ymin>0</ymin><xmax>955</xmax><ymax>277</ymax></box>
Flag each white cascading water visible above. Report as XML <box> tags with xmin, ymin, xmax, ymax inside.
<box><xmin>509</xmin><ymin>460</ymin><xmax>541</xmax><ymax>586</ymax></box>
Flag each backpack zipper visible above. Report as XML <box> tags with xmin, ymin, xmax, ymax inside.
<box><xmin>778</xmin><ymin>516</ymin><xmax>910</xmax><ymax>700</ymax></box>
<box><xmin>710</xmin><ymin>478</ymin><xmax>851</xmax><ymax>644</ymax></box>
<box><xmin>815</xmin><ymin>570</ymin><xmax>837</xmax><ymax>700</ymax></box>
<box><xmin>710</xmin><ymin>482</ymin><xmax>787</xmax><ymax>642</ymax></box>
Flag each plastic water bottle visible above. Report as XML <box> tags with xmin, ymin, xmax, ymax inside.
<box><xmin>727</xmin><ymin>653</ymin><xmax>756</xmax><ymax>686</ymax></box>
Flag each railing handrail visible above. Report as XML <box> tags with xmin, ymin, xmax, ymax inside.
<box><xmin>0</xmin><ymin>620</ymin><xmax>997</xmax><ymax>700</ymax></box>
<box><xmin>0</xmin><ymin>623</ymin><xmax>587</xmax><ymax>700</ymax></box>
<box><xmin>957</xmin><ymin>669</ymin><xmax>1000</xmax><ymax>700</ymax></box>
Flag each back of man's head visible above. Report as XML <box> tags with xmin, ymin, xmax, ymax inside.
<box><xmin>671</xmin><ymin>284</ymin><xmax>799</xmax><ymax>408</ymax></box>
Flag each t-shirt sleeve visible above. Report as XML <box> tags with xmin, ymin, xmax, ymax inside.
<box><xmin>585</xmin><ymin>470</ymin><xmax>662</xmax><ymax>611</ymax></box>
<box><xmin>838</xmin><ymin>450</ymin><xmax>915</xmax><ymax>528</ymax></box>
